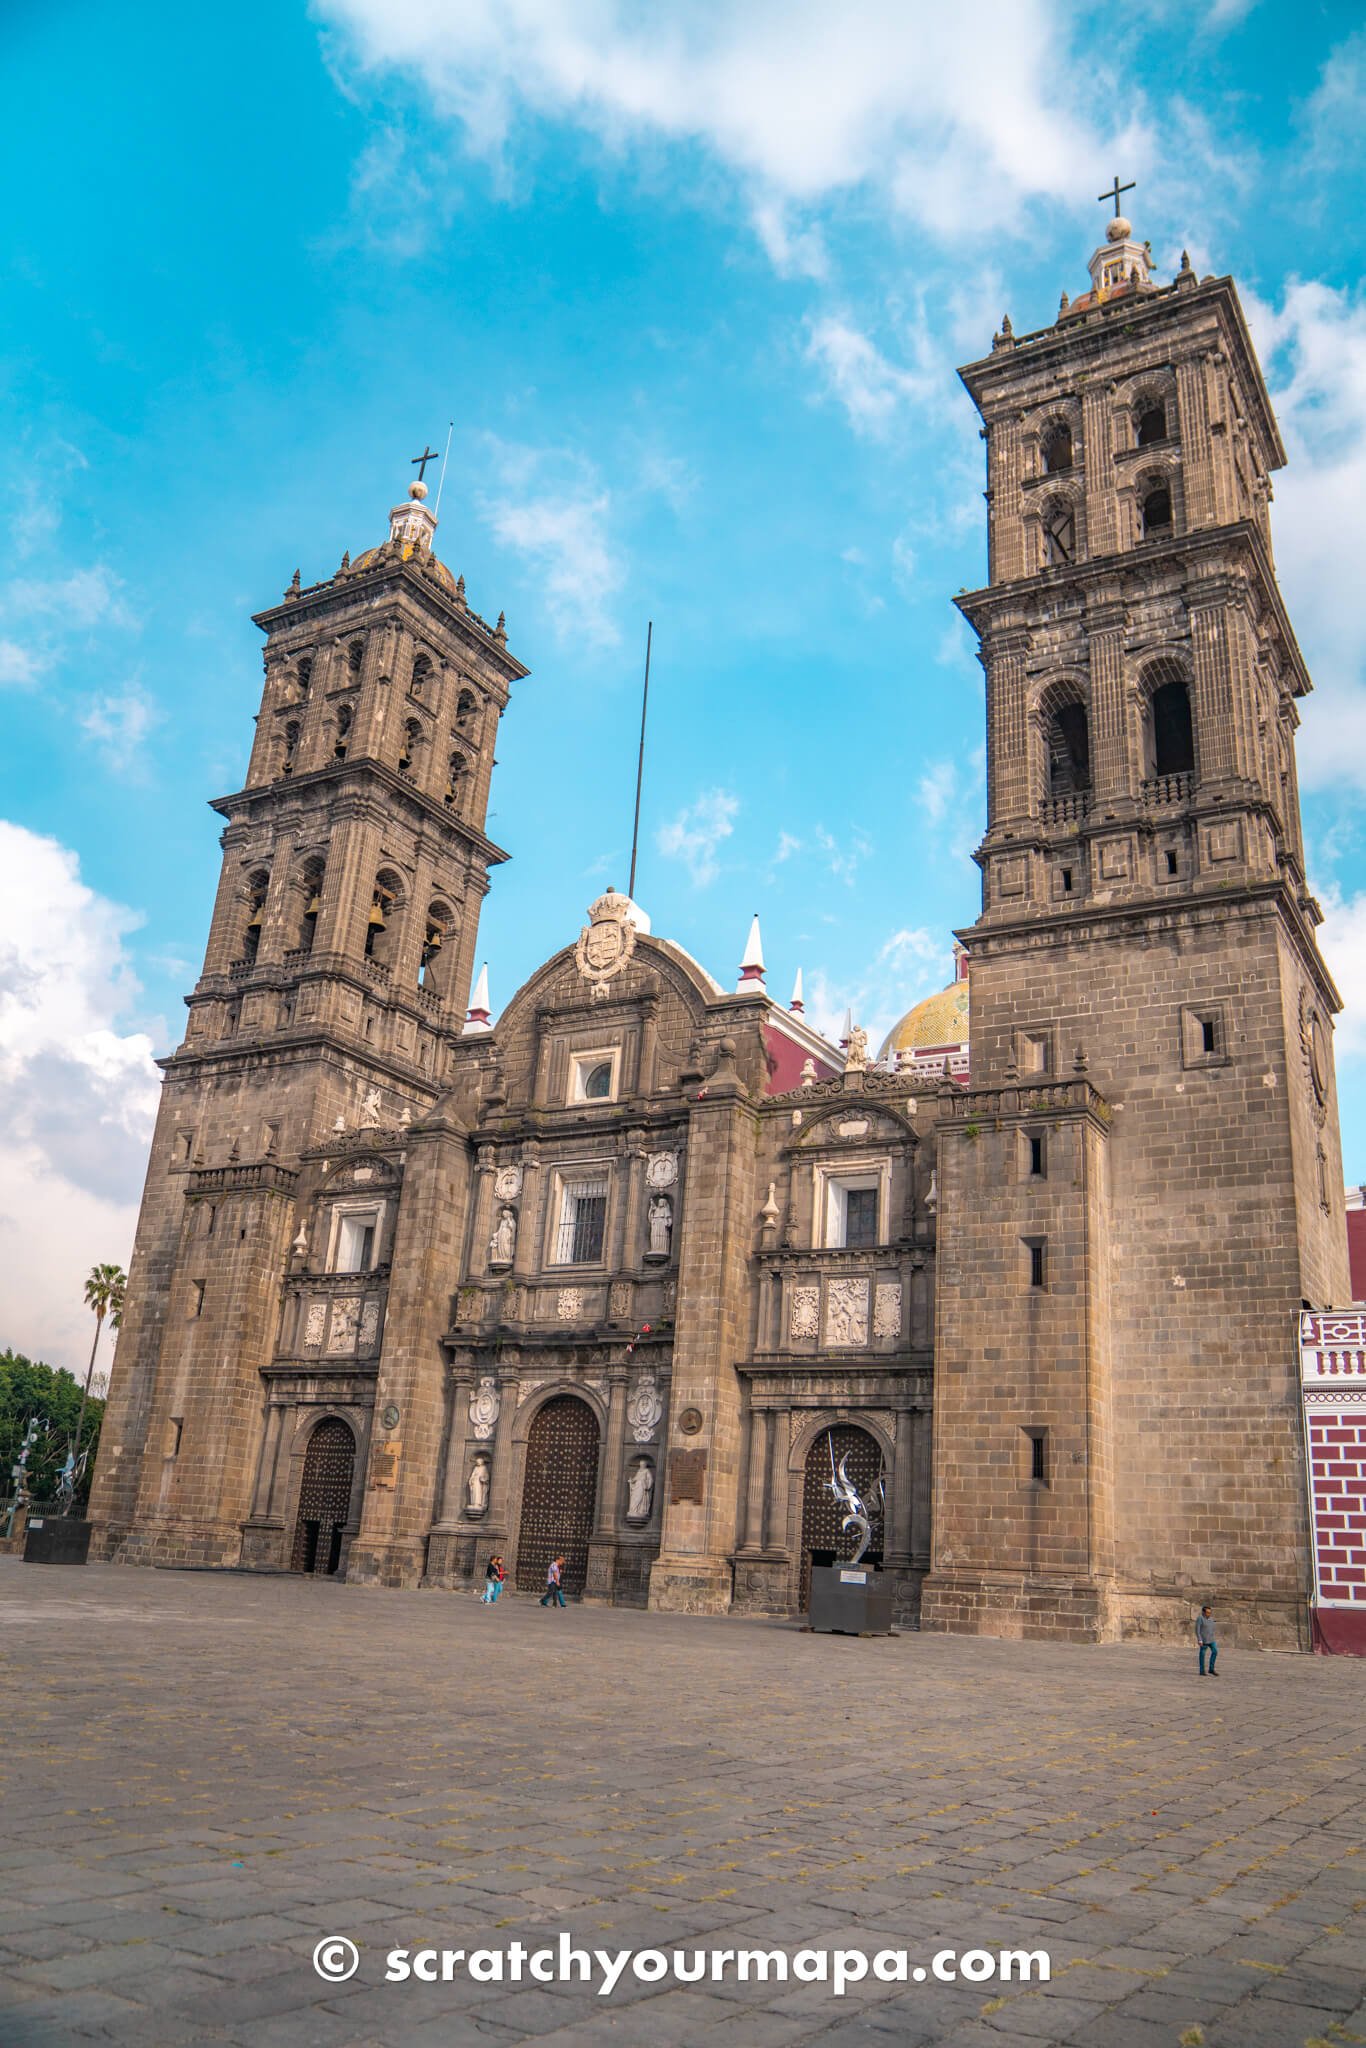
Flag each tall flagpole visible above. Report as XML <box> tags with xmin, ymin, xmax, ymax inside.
<box><xmin>627</xmin><ymin>620</ymin><xmax>653</xmax><ymax>902</ymax></box>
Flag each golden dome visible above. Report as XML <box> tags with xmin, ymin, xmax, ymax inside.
<box><xmin>877</xmin><ymin>975</ymin><xmax>969</xmax><ymax>1063</ymax></box>
<box><xmin>351</xmin><ymin>540</ymin><xmax>459</xmax><ymax>599</ymax></box>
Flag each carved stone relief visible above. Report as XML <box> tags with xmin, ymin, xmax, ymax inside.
<box><xmin>359</xmin><ymin>1298</ymin><xmax>381</xmax><ymax>1350</ymax></box>
<box><xmin>626</xmin><ymin>1370</ymin><xmax>664</xmax><ymax>1442</ymax></box>
<box><xmin>327</xmin><ymin>1297</ymin><xmax>361</xmax><ymax>1354</ymax></box>
<box><xmin>469</xmin><ymin>1375</ymin><xmax>501</xmax><ymax>1441</ymax></box>
<box><xmin>303</xmin><ymin>1300</ymin><xmax>327</xmax><ymax>1349</ymax></box>
<box><xmin>557</xmin><ymin>1287</ymin><xmax>583</xmax><ymax>1320</ymax></box>
<box><xmin>873</xmin><ymin>1284</ymin><xmax>902</xmax><ymax>1339</ymax></box>
<box><xmin>825</xmin><ymin>1278</ymin><xmax>869</xmax><ymax>1347</ymax></box>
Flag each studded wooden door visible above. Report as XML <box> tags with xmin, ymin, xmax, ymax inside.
<box><xmin>800</xmin><ymin>1425</ymin><xmax>883</xmax><ymax>1607</ymax></box>
<box><xmin>290</xmin><ymin>1417</ymin><xmax>356</xmax><ymax>1576</ymax></box>
<box><xmin>516</xmin><ymin>1395</ymin><xmax>600</xmax><ymax>1597</ymax></box>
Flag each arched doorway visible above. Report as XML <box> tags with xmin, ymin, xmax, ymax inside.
<box><xmin>516</xmin><ymin>1395</ymin><xmax>600</xmax><ymax>1598</ymax></box>
<box><xmin>800</xmin><ymin>1424</ymin><xmax>885</xmax><ymax>1608</ymax></box>
<box><xmin>290</xmin><ymin>1417</ymin><xmax>356</xmax><ymax>1576</ymax></box>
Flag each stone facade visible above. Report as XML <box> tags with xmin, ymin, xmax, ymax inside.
<box><xmin>89</xmin><ymin>223</ymin><xmax>1353</xmax><ymax>1644</ymax></box>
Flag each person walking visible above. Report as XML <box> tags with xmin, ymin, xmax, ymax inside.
<box><xmin>480</xmin><ymin>1554</ymin><xmax>505</xmax><ymax>1605</ymax></box>
<box><xmin>1195</xmin><ymin>1604</ymin><xmax>1218</xmax><ymax>1677</ymax></box>
<box><xmin>540</xmin><ymin>1555</ymin><xmax>567</xmax><ymax>1608</ymax></box>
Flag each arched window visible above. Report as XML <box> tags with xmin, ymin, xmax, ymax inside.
<box><xmin>240</xmin><ymin>871</ymin><xmax>269</xmax><ymax>965</ymax></box>
<box><xmin>296</xmin><ymin>655</ymin><xmax>313</xmax><ymax>697</ymax></box>
<box><xmin>1047</xmin><ymin>702</ymin><xmax>1091</xmax><ymax>798</ymax></box>
<box><xmin>1041</xmin><ymin>420</ymin><xmax>1073</xmax><ymax>474</ymax></box>
<box><xmin>1152</xmin><ymin>679</ymin><xmax>1195</xmax><ymax>776</ymax></box>
<box><xmin>420</xmin><ymin>901</ymin><xmax>451</xmax><ymax>992</ymax></box>
<box><xmin>1141</xmin><ymin>482</ymin><xmax>1173</xmax><ymax>536</ymax></box>
<box><xmin>456</xmin><ymin>688</ymin><xmax>478</xmax><ymax>726</ymax></box>
<box><xmin>1042</xmin><ymin>498</ymin><xmax>1076</xmax><ymax>568</ymax></box>
<box><xmin>279</xmin><ymin>720</ymin><xmax>300</xmax><ymax>778</ymax></box>
<box><xmin>1136</xmin><ymin>401</ymin><xmax>1167</xmax><ymax>446</ymax></box>
<box><xmin>297</xmin><ymin>861</ymin><xmax>324</xmax><ymax>954</ymax></box>
<box><xmin>445</xmin><ymin>750</ymin><xmax>467</xmax><ymax>809</ymax></box>
<box><xmin>398</xmin><ymin>718</ymin><xmax>424</xmax><ymax>777</ymax></box>
<box><xmin>411</xmin><ymin>653</ymin><xmax>432</xmax><ymax>700</ymax></box>
<box><xmin>333</xmin><ymin>702</ymin><xmax>354</xmax><ymax>761</ymax></box>
<box><xmin>582</xmin><ymin>1061</ymin><xmax>613</xmax><ymax>1099</ymax></box>
<box><xmin>347</xmin><ymin>638</ymin><xmax>364</xmax><ymax>677</ymax></box>
<box><xmin>365</xmin><ymin>874</ymin><xmax>402</xmax><ymax>968</ymax></box>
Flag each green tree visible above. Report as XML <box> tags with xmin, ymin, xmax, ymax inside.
<box><xmin>73</xmin><ymin>1263</ymin><xmax>125</xmax><ymax>1488</ymax></box>
<box><xmin>0</xmin><ymin>1351</ymin><xmax>104</xmax><ymax>1505</ymax></box>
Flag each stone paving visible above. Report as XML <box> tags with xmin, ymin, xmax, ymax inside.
<box><xmin>1</xmin><ymin>1559</ymin><xmax>1364</xmax><ymax>2047</ymax></box>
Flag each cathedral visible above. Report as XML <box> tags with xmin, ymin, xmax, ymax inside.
<box><xmin>88</xmin><ymin>208</ymin><xmax>1352</xmax><ymax>1648</ymax></box>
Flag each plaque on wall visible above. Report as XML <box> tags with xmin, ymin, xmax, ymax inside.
<box><xmin>669</xmin><ymin>1447</ymin><xmax>708</xmax><ymax>1505</ymax></box>
<box><xmin>677</xmin><ymin>1405</ymin><xmax>704</xmax><ymax>1436</ymax></box>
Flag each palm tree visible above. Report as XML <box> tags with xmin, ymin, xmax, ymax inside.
<box><xmin>72</xmin><ymin>1263</ymin><xmax>126</xmax><ymax>1508</ymax></box>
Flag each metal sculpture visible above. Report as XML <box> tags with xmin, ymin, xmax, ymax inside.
<box><xmin>826</xmin><ymin>1440</ymin><xmax>885</xmax><ymax>1567</ymax></box>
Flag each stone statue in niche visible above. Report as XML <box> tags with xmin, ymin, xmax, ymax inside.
<box><xmin>647</xmin><ymin>1194</ymin><xmax>673</xmax><ymax>1256</ymax></box>
<box><xmin>489</xmin><ymin>1205</ymin><xmax>517</xmax><ymax>1265</ymax></box>
<box><xmin>359</xmin><ymin>1087</ymin><xmax>383</xmax><ymax>1128</ymax></box>
<box><xmin>845</xmin><ymin>1023</ymin><xmax>870</xmax><ymax>1073</ymax></box>
<box><xmin>466</xmin><ymin>1456</ymin><xmax>490</xmax><ymax>1513</ymax></box>
<box><xmin>626</xmin><ymin>1458</ymin><xmax>654</xmax><ymax>1522</ymax></box>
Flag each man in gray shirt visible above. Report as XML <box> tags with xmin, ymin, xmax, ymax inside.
<box><xmin>1196</xmin><ymin>1606</ymin><xmax>1218</xmax><ymax>1677</ymax></box>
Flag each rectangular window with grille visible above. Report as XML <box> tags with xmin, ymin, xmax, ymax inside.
<box><xmin>555</xmin><ymin>1177</ymin><xmax>608</xmax><ymax>1264</ymax></box>
<box><xmin>844</xmin><ymin>1187</ymin><xmax>879</xmax><ymax>1247</ymax></box>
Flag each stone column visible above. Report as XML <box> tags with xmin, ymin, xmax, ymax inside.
<box><xmin>586</xmin><ymin>1368</ymin><xmax>629</xmax><ymax>1601</ymax></box>
<box><xmin>739</xmin><ymin>1405</ymin><xmax>772</xmax><ymax>1553</ymax></box>
<box><xmin>986</xmin><ymin>626</ymin><xmax>1031</xmax><ymax>829</ymax></box>
<box><xmin>1087</xmin><ymin>600</ymin><xmax>1128</xmax><ymax>803</ymax></box>
<box><xmin>885</xmin><ymin>1394</ymin><xmax>915</xmax><ymax>1569</ymax></box>
<box><xmin>249</xmin><ymin>1401</ymin><xmax>286</xmax><ymax>1520</ymax></box>
<box><xmin>433</xmin><ymin>1367</ymin><xmax>474</xmax><ymax>1528</ymax></box>
<box><xmin>483</xmin><ymin>1364</ymin><xmax>521</xmax><ymax>1543</ymax></box>
<box><xmin>911</xmin><ymin>1404</ymin><xmax>933</xmax><ymax>1566</ymax></box>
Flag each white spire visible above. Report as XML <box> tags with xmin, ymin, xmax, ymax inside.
<box><xmin>840</xmin><ymin>1006</ymin><xmax>852</xmax><ymax>1047</ymax></box>
<box><xmin>463</xmin><ymin>962</ymin><xmax>492</xmax><ymax>1035</ymax></box>
<box><xmin>737</xmin><ymin>912</ymin><xmax>766</xmax><ymax>993</ymax></box>
<box><xmin>789</xmin><ymin>967</ymin><xmax>805</xmax><ymax>1014</ymax></box>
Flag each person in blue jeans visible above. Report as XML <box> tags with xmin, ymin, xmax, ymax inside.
<box><xmin>480</xmin><ymin>1555</ymin><xmax>505</xmax><ymax>1604</ymax></box>
<box><xmin>1196</xmin><ymin>1605</ymin><xmax>1218</xmax><ymax>1676</ymax></box>
<box><xmin>540</xmin><ymin>1555</ymin><xmax>566</xmax><ymax>1608</ymax></box>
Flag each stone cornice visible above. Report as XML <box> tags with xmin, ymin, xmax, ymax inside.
<box><xmin>209</xmin><ymin>760</ymin><xmax>512</xmax><ymax>868</ymax></box>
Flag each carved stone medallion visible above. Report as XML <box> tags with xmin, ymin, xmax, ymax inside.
<box><xmin>645</xmin><ymin>1151</ymin><xmax>678</xmax><ymax>1190</ymax></box>
<box><xmin>494</xmin><ymin>1164</ymin><xmax>523</xmax><ymax>1201</ymax></box>
<box><xmin>557</xmin><ymin>1287</ymin><xmax>583</xmax><ymax>1320</ymax></box>
<box><xmin>468</xmin><ymin>1375</ymin><xmax>500</xmax><ymax>1441</ymax></box>
<box><xmin>575</xmin><ymin>889</ymin><xmax>637</xmax><ymax>994</ymax></box>
<box><xmin>788</xmin><ymin>1286</ymin><xmax>819</xmax><ymax>1341</ymax></box>
<box><xmin>626</xmin><ymin>1370</ymin><xmax>664</xmax><ymax>1442</ymax></box>
<box><xmin>873</xmin><ymin>1284</ymin><xmax>902</xmax><ymax>1339</ymax></box>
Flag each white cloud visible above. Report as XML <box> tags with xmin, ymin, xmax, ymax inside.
<box><xmin>1319</xmin><ymin>887</ymin><xmax>1366</xmax><ymax>1062</ymax></box>
<box><xmin>814</xmin><ymin>823</ymin><xmax>872</xmax><ymax>887</ymax></box>
<box><xmin>917</xmin><ymin>759</ymin><xmax>958</xmax><ymax>826</ymax></box>
<box><xmin>657</xmin><ymin>787</ymin><xmax>739</xmax><ymax>886</ymax></box>
<box><xmin>82</xmin><ymin>683</ymin><xmax>161</xmax><ymax>775</ymax></box>
<box><xmin>0</xmin><ymin>823</ymin><xmax>161</xmax><ymax>1374</ymax></box>
<box><xmin>479</xmin><ymin>439</ymin><xmax>624</xmax><ymax>646</ymax></box>
<box><xmin>1246</xmin><ymin>279</ymin><xmax>1366</xmax><ymax>791</ymax></box>
<box><xmin>0</xmin><ymin>562</ymin><xmax>136</xmax><ymax>690</ymax></box>
<box><xmin>317</xmin><ymin>0</ymin><xmax>1135</xmax><ymax>252</ymax></box>
<box><xmin>805</xmin><ymin>923</ymin><xmax>950</xmax><ymax>1053</ymax></box>
<box><xmin>772</xmin><ymin>830</ymin><xmax>802</xmax><ymax>864</ymax></box>
<box><xmin>326</xmin><ymin>120</ymin><xmax>465</xmax><ymax>258</ymax></box>
<box><xmin>805</xmin><ymin>317</ymin><xmax>929</xmax><ymax>437</ymax></box>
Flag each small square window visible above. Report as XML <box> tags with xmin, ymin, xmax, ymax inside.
<box><xmin>1181</xmin><ymin>1004</ymin><xmax>1230</xmax><ymax>1070</ymax></box>
<box><xmin>1165</xmin><ymin>849</ymin><xmax>1179</xmax><ymax>877</ymax></box>
<box><xmin>569</xmin><ymin>1049</ymin><xmax>620</xmax><ymax>1105</ymax></box>
<box><xmin>1061</xmin><ymin>867</ymin><xmax>1073</xmax><ymax>894</ymax></box>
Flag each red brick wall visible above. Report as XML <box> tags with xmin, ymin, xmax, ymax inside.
<box><xmin>1300</xmin><ymin>1312</ymin><xmax>1366</xmax><ymax>1655</ymax></box>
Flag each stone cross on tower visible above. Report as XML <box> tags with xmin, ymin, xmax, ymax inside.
<box><xmin>1097</xmin><ymin>174</ymin><xmax>1136</xmax><ymax>218</ymax></box>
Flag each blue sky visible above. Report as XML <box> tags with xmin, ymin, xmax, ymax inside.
<box><xmin>3</xmin><ymin>0</ymin><xmax>1365</xmax><ymax>1367</ymax></box>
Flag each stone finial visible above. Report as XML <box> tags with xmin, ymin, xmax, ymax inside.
<box><xmin>737</xmin><ymin>913</ymin><xmax>765</xmax><ymax>993</ymax></box>
<box><xmin>339</xmin><ymin>550</ymin><xmax>350</xmax><ymax>573</ymax></box>
<box><xmin>760</xmin><ymin>1182</ymin><xmax>781</xmax><ymax>1236</ymax></box>
<box><xmin>992</xmin><ymin>313</ymin><xmax>1016</xmax><ymax>351</ymax></box>
<box><xmin>1073</xmin><ymin>1043</ymin><xmax>1089</xmax><ymax>1074</ymax></box>
<box><xmin>456</xmin><ymin>573</ymin><xmax>466</xmax><ymax>606</ymax></box>
<box><xmin>799</xmin><ymin>1056</ymin><xmax>817</xmax><ymax>1089</ymax></box>
<box><xmin>1176</xmin><ymin>248</ymin><xmax>1197</xmax><ymax>291</ymax></box>
<box><xmin>1005</xmin><ymin>1045</ymin><xmax>1020</xmax><ymax>1082</ymax></box>
<box><xmin>463</xmin><ymin>963</ymin><xmax>493</xmax><ymax>1035</ymax></box>
<box><xmin>494</xmin><ymin>611</ymin><xmax>507</xmax><ymax>641</ymax></box>
<box><xmin>788</xmin><ymin>967</ymin><xmax>804</xmax><ymax>1014</ymax></box>
<box><xmin>1058</xmin><ymin>289</ymin><xmax>1070</xmax><ymax>318</ymax></box>
<box><xmin>705</xmin><ymin>1034</ymin><xmax>746</xmax><ymax>1098</ymax></box>
<box><xmin>286</xmin><ymin>568</ymin><xmax>301</xmax><ymax>599</ymax></box>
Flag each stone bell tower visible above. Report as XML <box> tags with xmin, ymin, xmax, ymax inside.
<box><xmin>88</xmin><ymin>473</ymin><xmax>527</xmax><ymax>1566</ymax></box>
<box><xmin>923</xmin><ymin>202</ymin><xmax>1351</xmax><ymax>1646</ymax></box>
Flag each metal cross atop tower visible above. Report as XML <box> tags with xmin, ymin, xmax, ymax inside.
<box><xmin>1097</xmin><ymin>174</ymin><xmax>1136</xmax><ymax>218</ymax></box>
<box><xmin>411</xmin><ymin>445</ymin><xmax>439</xmax><ymax>482</ymax></box>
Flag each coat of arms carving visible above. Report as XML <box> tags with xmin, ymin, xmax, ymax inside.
<box><xmin>575</xmin><ymin>890</ymin><xmax>637</xmax><ymax>996</ymax></box>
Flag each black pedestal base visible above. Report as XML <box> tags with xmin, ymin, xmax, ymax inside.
<box><xmin>808</xmin><ymin>1563</ymin><xmax>893</xmax><ymax>1635</ymax></box>
<box><xmin>24</xmin><ymin>1516</ymin><xmax>92</xmax><ymax>1565</ymax></box>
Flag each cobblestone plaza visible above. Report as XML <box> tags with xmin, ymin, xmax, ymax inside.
<box><xmin>2</xmin><ymin>1560</ymin><xmax>1364</xmax><ymax>2046</ymax></box>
